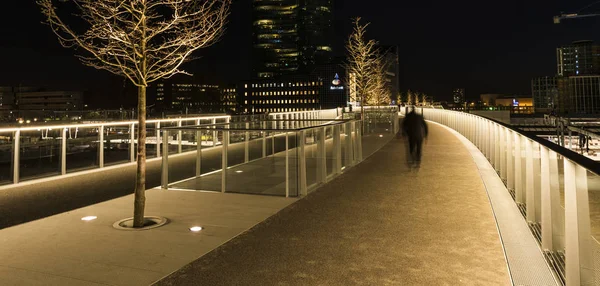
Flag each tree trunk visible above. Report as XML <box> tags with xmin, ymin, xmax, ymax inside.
<box><xmin>133</xmin><ymin>85</ymin><xmax>147</xmax><ymax>228</ymax></box>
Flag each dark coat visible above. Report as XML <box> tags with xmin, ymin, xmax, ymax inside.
<box><xmin>402</xmin><ymin>111</ymin><xmax>428</xmax><ymax>140</ymax></box>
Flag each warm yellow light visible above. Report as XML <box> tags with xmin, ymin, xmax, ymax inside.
<box><xmin>189</xmin><ymin>226</ymin><xmax>203</xmax><ymax>232</ymax></box>
<box><xmin>81</xmin><ymin>216</ymin><xmax>97</xmax><ymax>221</ymax></box>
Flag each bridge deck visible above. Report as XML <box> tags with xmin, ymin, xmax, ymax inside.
<box><xmin>156</xmin><ymin>122</ymin><xmax>511</xmax><ymax>285</ymax></box>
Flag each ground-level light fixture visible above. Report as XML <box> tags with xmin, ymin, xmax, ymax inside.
<box><xmin>379</xmin><ymin>134</ymin><xmax>384</xmax><ymax>138</ymax></box>
<box><xmin>81</xmin><ymin>216</ymin><xmax>97</xmax><ymax>221</ymax></box>
<box><xmin>235</xmin><ymin>170</ymin><xmax>243</xmax><ymax>173</ymax></box>
<box><xmin>189</xmin><ymin>226</ymin><xmax>203</xmax><ymax>232</ymax></box>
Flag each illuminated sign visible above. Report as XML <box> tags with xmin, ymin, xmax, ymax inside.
<box><xmin>330</xmin><ymin>73</ymin><xmax>344</xmax><ymax>90</ymax></box>
<box><xmin>512</xmin><ymin>99</ymin><xmax>519</xmax><ymax>106</ymax></box>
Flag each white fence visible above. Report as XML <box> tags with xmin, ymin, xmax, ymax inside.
<box><xmin>0</xmin><ymin>115</ymin><xmax>230</xmax><ymax>187</ymax></box>
<box><xmin>418</xmin><ymin>108</ymin><xmax>597</xmax><ymax>286</ymax></box>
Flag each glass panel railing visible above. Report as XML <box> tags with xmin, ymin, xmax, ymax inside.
<box><xmin>19</xmin><ymin>129</ymin><xmax>61</xmax><ymax>180</ymax></box>
<box><xmin>104</xmin><ymin>125</ymin><xmax>131</xmax><ymax>166</ymax></box>
<box><xmin>66</xmin><ymin>127</ymin><xmax>99</xmax><ymax>173</ymax></box>
<box><xmin>0</xmin><ymin>131</ymin><xmax>13</xmax><ymax>185</ymax></box>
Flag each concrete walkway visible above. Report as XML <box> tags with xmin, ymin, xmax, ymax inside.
<box><xmin>156</xmin><ymin>122</ymin><xmax>511</xmax><ymax>285</ymax></box>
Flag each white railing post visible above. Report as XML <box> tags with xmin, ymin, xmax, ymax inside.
<box><xmin>99</xmin><ymin>125</ymin><xmax>104</xmax><ymax>168</ymax></box>
<box><xmin>13</xmin><ymin>130</ymin><xmax>19</xmax><ymax>184</ymax></box>
<box><xmin>196</xmin><ymin>128</ymin><xmax>202</xmax><ymax>177</ymax></box>
<box><xmin>356</xmin><ymin>121</ymin><xmax>363</xmax><ymax>162</ymax></box>
<box><xmin>345</xmin><ymin>122</ymin><xmax>353</xmax><ymax>167</ymax></box>
<box><xmin>130</xmin><ymin>123</ymin><xmax>136</xmax><ymax>162</ymax></box>
<box><xmin>525</xmin><ymin>139</ymin><xmax>535</xmax><ymax>221</ymax></box>
<box><xmin>316</xmin><ymin>127</ymin><xmax>326</xmax><ymax>183</ymax></box>
<box><xmin>299</xmin><ymin>130</ymin><xmax>307</xmax><ymax>196</ymax></box>
<box><xmin>285</xmin><ymin>132</ymin><xmax>289</xmax><ymax>198</ymax></box>
<box><xmin>500</xmin><ymin>127</ymin><xmax>506</xmax><ymax>179</ymax></box>
<box><xmin>333</xmin><ymin>124</ymin><xmax>342</xmax><ymax>174</ymax></box>
<box><xmin>221</xmin><ymin>130</ymin><xmax>228</xmax><ymax>193</ymax></box>
<box><xmin>245</xmin><ymin>122</ymin><xmax>250</xmax><ymax>163</ymax></box>
<box><xmin>514</xmin><ymin>133</ymin><xmax>524</xmax><ymax>203</ymax></box>
<box><xmin>507</xmin><ymin>130</ymin><xmax>514</xmax><ymax>191</ymax></box>
<box><xmin>177</xmin><ymin>121</ymin><xmax>182</xmax><ymax>154</ymax></box>
<box><xmin>564</xmin><ymin>160</ymin><xmax>593</xmax><ymax>286</ymax></box>
<box><xmin>156</xmin><ymin>122</ymin><xmax>161</xmax><ymax>158</ymax></box>
<box><xmin>161</xmin><ymin>130</ymin><xmax>169</xmax><ymax>189</ymax></box>
<box><xmin>61</xmin><ymin>128</ymin><xmax>67</xmax><ymax>175</ymax></box>
<box><xmin>212</xmin><ymin>118</ymin><xmax>217</xmax><ymax>147</ymax></box>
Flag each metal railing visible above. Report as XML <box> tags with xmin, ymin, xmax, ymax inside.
<box><xmin>159</xmin><ymin>108</ymin><xmax>400</xmax><ymax>197</ymax></box>
<box><xmin>0</xmin><ymin>115</ymin><xmax>230</xmax><ymax>187</ymax></box>
<box><xmin>412</xmin><ymin>107</ymin><xmax>599</xmax><ymax>286</ymax></box>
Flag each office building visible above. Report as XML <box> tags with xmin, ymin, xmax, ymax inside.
<box><xmin>453</xmin><ymin>88</ymin><xmax>465</xmax><ymax>104</ymax></box>
<box><xmin>557</xmin><ymin>40</ymin><xmax>600</xmax><ymax>76</ymax></box>
<box><xmin>561</xmin><ymin>75</ymin><xmax>600</xmax><ymax>114</ymax></box>
<box><xmin>16</xmin><ymin>90</ymin><xmax>83</xmax><ymax>111</ymax></box>
<box><xmin>239</xmin><ymin>63</ymin><xmax>348</xmax><ymax>113</ymax></box>
<box><xmin>252</xmin><ymin>0</ymin><xmax>333</xmax><ymax>78</ymax></box>
<box><xmin>532</xmin><ymin>76</ymin><xmax>559</xmax><ymax>111</ymax></box>
<box><xmin>152</xmin><ymin>82</ymin><xmax>239</xmax><ymax>113</ymax></box>
<box><xmin>380</xmin><ymin>45</ymin><xmax>400</xmax><ymax>102</ymax></box>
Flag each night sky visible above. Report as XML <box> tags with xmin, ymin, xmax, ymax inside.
<box><xmin>0</xmin><ymin>0</ymin><xmax>599</xmax><ymax>108</ymax></box>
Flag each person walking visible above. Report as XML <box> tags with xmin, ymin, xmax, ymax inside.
<box><xmin>401</xmin><ymin>108</ymin><xmax>428</xmax><ymax>168</ymax></box>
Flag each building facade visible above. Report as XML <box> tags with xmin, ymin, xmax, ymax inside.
<box><xmin>239</xmin><ymin>63</ymin><xmax>348</xmax><ymax>113</ymax></box>
<box><xmin>562</xmin><ymin>75</ymin><xmax>600</xmax><ymax>114</ymax></box>
<box><xmin>380</xmin><ymin>45</ymin><xmax>400</xmax><ymax>103</ymax></box>
<box><xmin>153</xmin><ymin>82</ymin><xmax>237</xmax><ymax>113</ymax></box>
<box><xmin>532</xmin><ymin>76</ymin><xmax>559</xmax><ymax>111</ymax></box>
<box><xmin>557</xmin><ymin>40</ymin><xmax>600</xmax><ymax>76</ymax></box>
<box><xmin>252</xmin><ymin>0</ymin><xmax>333</xmax><ymax>78</ymax></box>
<box><xmin>16</xmin><ymin>90</ymin><xmax>83</xmax><ymax>111</ymax></box>
<box><xmin>453</xmin><ymin>88</ymin><xmax>465</xmax><ymax>104</ymax></box>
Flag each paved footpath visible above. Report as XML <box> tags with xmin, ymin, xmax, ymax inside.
<box><xmin>156</xmin><ymin>122</ymin><xmax>511</xmax><ymax>286</ymax></box>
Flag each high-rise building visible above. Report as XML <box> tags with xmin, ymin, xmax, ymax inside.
<box><xmin>380</xmin><ymin>46</ymin><xmax>400</xmax><ymax>102</ymax></box>
<box><xmin>252</xmin><ymin>0</ymin><xmax>334</xmax><ymax>78</ymax></box>
<box><xmin>453</xmin><ymin>88</ymin><xmax>465</xmax><ymax>104</ymax></box>
<box><xmin>152</xmin><ymin>82</ymin><xmax>236</xmax><ymax>113</ymax></box>
<box><xmin>532</xmin><ymin>76</ymin><xmax>559</xmax><ymax>111</ymax></box>
<box><xmin>557</xmin><ymin>40</ymin><xmax>600</xmax><ymax>76</ymax></box>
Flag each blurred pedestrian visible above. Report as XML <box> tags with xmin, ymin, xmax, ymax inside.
<box><xmin>401</xmin><ymin>107</ymin><xmax>428</xmax><ymax>168</ymax></box>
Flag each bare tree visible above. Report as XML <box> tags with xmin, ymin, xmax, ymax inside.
<box><xmin>421</xmin><ymin>93</ymin><xmax>428</xmax><ymax>106</ymax></box>
<box><xmin>38</xmin><ymin>0</ymin><xmax>231</xmax><ymax>228</ymax></box>
<box><xmin>406</xmin><ymin>89</ymin><xmax>414</xmax><ymax>105</ymax></box>
<box><xmin>366</xmin><ymin>54</ymin><xmax>391</xmax><ymax>106</ymax></box>
<box><xmin>399</xmin><ymin>91</ymin><xmax>408</xmax><ymax>104</ymax></box>
<box><xmin>346</xmin><ymin>17</ymin><xmax>379</xmax><ymax>114</ymax></box>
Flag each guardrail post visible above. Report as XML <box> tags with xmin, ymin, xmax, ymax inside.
<box><xmin>130</xmin><ymin>123</ymin><xmax>136</xmax><ymax>162</ymax></box>
<box><xmin>356</xmin><ymin>120</ymin><xmax>363</xmax><ymax>162</ymax></box>
<box><xmin>514</xmin><ymin>133</ymin><xmax>524</xmax><ymax>203</ymax></box>
<box><xmin>333</xmin><ymin>124</ymin><xmax>341</xmax><ymax>174</ymax></box>
<box><xmin>262</xmin><ymin>129</ymin><xmax>266</xmax><ymax>158</ymax></box>
<box><xmin>298</xmin><ymin>130</ymin><xmax>307</xmax><ymax>196</ymax></box>
<box><xmin>161</xmin><ymin>130</ymin><xmax>169</xmax><ymax>189</ymax></box>
<box><xmin>212</xmin><ymin>118</ymin><xmax>217</xmax><ymax>147</ymax></box>
<box><xmin>61</xmin><ymin>128</ymin><xmax>67</xmax><ymax>175</ymax></box>
<box><xmin>177</xmin><ymin>121</ymin><xmax>182</xmax><ymax>154</ymax></box>
<box><xmin>196</xmin><ymin>128</ymin><xmax>202</xmax><ymax>177</ymax></box>
<box><xmin>221</xmin><ymin>130</ymin><xmax>228</xmax><ymax>193</ymax></box>
<box><xmin>285</xmin><ymin>132</ymin><xmax>289</xmax><ymax>198</ymax></box>
<box><xmin>525</xmin><ymin>139</ymin><xmax>535</xmax><ymax>221</ymax></box>
<box><xmin>316</xmin><ymin>127</ymin><xmax>326</xmax><ymax>183</ymax></box>
<box><xmin>345</xmin><ymin>122</ymin><xmax>353</xmax><ymax>167</ymax></box>
<box><xmin>245</xmin><ymin>122</ymin><xmax>249</xmax><ymax>163</ymax></box>
<box><xmin>507</xmin><ymin>129</ymin><xmax>514</xmax><ymax>190</ymax></box>
<box><xmin>500</xmin><ymin>127</ymin><xmax>506</xmax><ymax>180</ymax></box>
<box><xmin>156</xmin><ymin>122</ymin><xmax>161</xmax><ymax>157</ymax></box>
<box><xmin>13</xmin><ymin>130</ymin><xmax>20</xmax><ymax>184</ymax></box>
<box><xmin>99</xmin><ymin>125</ymin><xmax>104</xmax><ymax>168</ymax></box>
<box><xmin>564</xmin><ymin>159</ymin><xmax>593</xmax><ymax>286</ymax></box>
